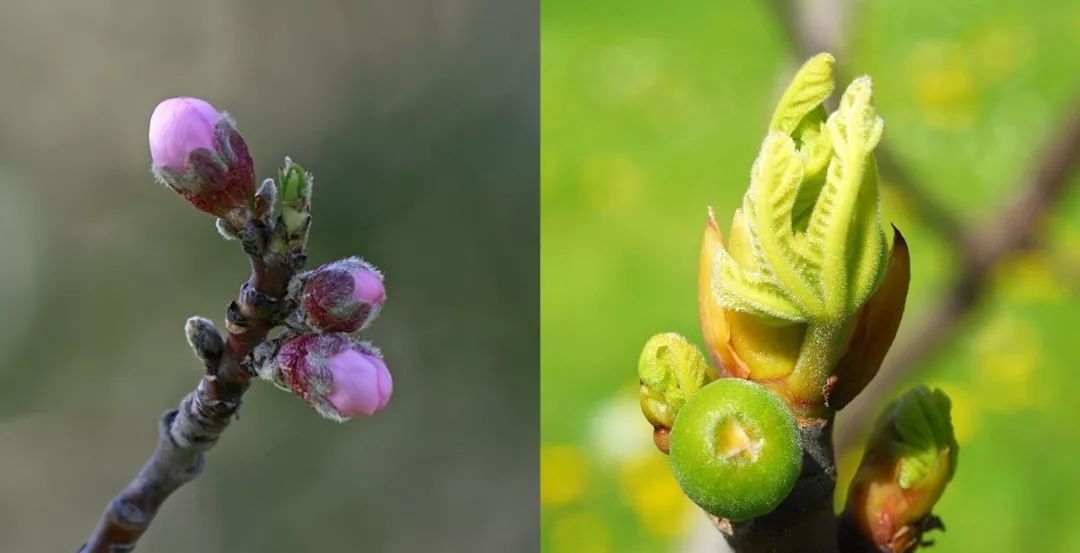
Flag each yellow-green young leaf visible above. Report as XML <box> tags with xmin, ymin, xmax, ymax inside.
<box><xmin>744</xmin><ymin>132</ymin><xmax>824</xmax><ymax>316</ymax></box>
<box><xmin>710</xmin><ymin>247</ymin><xmax>807</xmax><ymax>322</ymax></box>
<box><xmin>806</xmin><ymin>76</ymin><xmax>886</xmax><ymax>320</ymax></box>
<box><xmin>768</xmin><ymin>53</ymin><xmax>836</xmax><ymax>135</ymax></box>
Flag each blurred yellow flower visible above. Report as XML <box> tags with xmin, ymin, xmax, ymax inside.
<box><xmin>907</xmin><ymin>41</ymin><xmax>980</xmax><ymax>130</ymax></box>
<box><xmin>973</xmin><ymin>316</ymin><xmax>1041</xmax><ymax>412</ymax></box>
<box><xmin>994</xmin><ymin>251</ymin><xmax>1069</xmax><ymax>302</ymax></box>
<box><xmin>541</xmin><ymin>443</ymin><xmax>588</xmax><ymax>507</ymax></box>
<box><xmin>618</xmin><ymin>453</ymin><xmax>692</xmax><ymax>537</ymax></box>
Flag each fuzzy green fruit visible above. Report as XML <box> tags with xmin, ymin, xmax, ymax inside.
<box><xmin>669</xmin><ymin>378</ymin><xmax>802</xmax><ymax>520</ymax></box>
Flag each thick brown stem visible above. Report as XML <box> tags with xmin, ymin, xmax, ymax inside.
<box><xmin>79</xmin><ymin>222</ymin><xmax>297</xmax><ymax>553</ymax></box>
<box><xmin>720</xmin><ymin>418</ymin><xmax>838</xmax><ymax>553</ymax></box>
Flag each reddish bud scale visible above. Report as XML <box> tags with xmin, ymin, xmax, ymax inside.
<box><xmin>300</xmin><ymin>257</ymin><xmax>385</xmax><ymax>333</ymax></box>
<box><xmin>276</xmin><ymin>333</ymin><xmax>339</xmax><ymax>404</ymax></box>
<box><xmin>178</xmin><ymin>129</ymin><xmax>256</xmax><ymax>217</ymax></box>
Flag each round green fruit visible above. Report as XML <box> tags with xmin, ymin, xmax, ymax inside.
<box><xmin>669</xmin><ymin>378</ymin><xmax>802</xmax><ymax>521</ymax></box>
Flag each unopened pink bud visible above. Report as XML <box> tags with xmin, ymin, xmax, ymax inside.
<box><xmin>148</xmin><ymin>97</ymin><xmax>256</xmax><ymax>219</ymax></box>
<box><xmin>325</xmin><ymin>347</ymin><xmax>393</xmax><ymax>417</ymax></box>
<box><xmin>299</xmin><ymin>257</ymin><xmax>386</xmax><ymax>333</ymax></box>
<box><xmin>273</xmin><ymin>333</ymin><xmax>392</xmax><ymax>421</ymax></box>
<box><xmin>149</xmin><ymin>97</ymin><xmax>220</xmax><ymax>171</ymax></box>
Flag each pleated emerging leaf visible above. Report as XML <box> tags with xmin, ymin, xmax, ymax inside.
<box><xmin>812</xmin><ymin>76</ymin><xmax>887</xmax><ymax>320</ymax></box>
<box><xmin>715</xmin><ymin>57</ymin><xmax>888</xmax><ymax>325</ymax></box>
<box><xmin>699</xmin><ymin>53</ymin><xmax>903</xmax><ymax>415</ymax></box>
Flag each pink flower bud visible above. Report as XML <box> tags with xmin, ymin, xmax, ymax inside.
<box><xmin>299</xmin><ymin>257</ymin><xmax>386</xmax><ymax>333</ymax></box>
<box><xmin>148</xmin><ymin>97</ymin><xmax>256</xmax><ymax>220</ymax></box>
<box><xmin>273</xmin><ymin>333</ymin><xmax>392</xmax><ymax>421</ymax></box>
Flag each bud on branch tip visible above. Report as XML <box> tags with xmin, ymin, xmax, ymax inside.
<box><xmin>149</xmin><ymin>97</ymin><xmax>256</xmax><ymax>226</ymax></box>
<box><xmin>697</xmin><ymin>53</ymin><xmax>907</xmax><ymax>415</ymax></box>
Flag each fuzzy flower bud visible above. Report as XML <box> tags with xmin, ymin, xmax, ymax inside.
<box><xmin>843</xmin><ymin>386</ymin><xmax>958</xmax><ymax>551</ymax></box>
<box><xmin>263</xmin><ymin>333</ymin><xmax>392</xmax><ymax>421</ymax></box>
<box><xmin>149</xmin><ymin>97</ymin><xmax>256</xmax><ymax>223</ymax></box>
<box><xmin>698</xmin><ymin>53</ymin><xmax>909</xmax><ymax>416</ymax></box>
<box><xmin>298</xmin><ymin>257</ymin><xmax>386</xmax><ymax>333</ymax></box>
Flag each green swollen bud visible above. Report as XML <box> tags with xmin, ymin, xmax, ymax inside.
<box><xmin>669</xmin><ymin>378</ymin><xmax>801</xmax><ymax>521</ymax></box>
<box><xmin>270</xmin><ymin>157</ymin><xmax>313</xmax><ymax>254</ymax></box>
<box><xmin>279</xmin><ymin>157</ymin><xmax>311</xmax><ymax>204</ymax></box>
<box><xmin>845</xmin><ymin>386</ymin><xmax>958</xmax><ymax>550</ymax></box>
<box><xmin>700</xmin><ymin>52</ymin><xmax>896</xmax><ymax>414</ymax></box>
<box><xmin>638</xmin><ymin>332</ymin><xmax>716</xmax><ymax>431</ymax></box>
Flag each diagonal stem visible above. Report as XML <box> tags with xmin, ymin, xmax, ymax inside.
<box><xmin>78</xmin><ymin>221</ymin><xmax>299</xmax><ymax>553</ymax></box>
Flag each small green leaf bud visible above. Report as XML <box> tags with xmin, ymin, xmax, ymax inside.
<box><xmin>637</xmin><ymin>333</ymin><xmax>717</xmax><ymax>431</ymax></box>
<box><xmin>844</xmin><ymin>386</ymin><xmax>958</xmax><ymax>550</ymax></box>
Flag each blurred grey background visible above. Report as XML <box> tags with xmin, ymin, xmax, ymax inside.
<box><xmin>0</xmin><ymin>1</ymin><xmax>537</xmax><ymax>552</ymax></box>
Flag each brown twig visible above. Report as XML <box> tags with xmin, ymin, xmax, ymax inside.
<box><xmin>78</xmin><ymin>220</ymin><xmax>302</xmax><ymax>553</ymax></box>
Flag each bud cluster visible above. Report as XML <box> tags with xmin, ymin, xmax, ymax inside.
<box><xmin>149</xmin><ymin>96</ymin><xmax>392</xmax><ymax>421</ymax></box>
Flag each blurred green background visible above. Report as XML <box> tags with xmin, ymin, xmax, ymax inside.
<box><xmin>542</xmin><ymin>1</ymin><xmax>1080</xmax><ymax>552</ymax></box>
<box><xmin>0</xmin><ymin>1</ymin><xmax>536</xmax><ymax>552</ymax></box>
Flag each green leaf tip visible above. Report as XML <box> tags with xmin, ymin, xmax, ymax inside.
<box><xmin>769</xmin><ymin>52</ymin><xmax>836</xmax><ymax>135</ymax></box>
<box><xmin>278</xmin><ymin>157</ymin><xmax>312</xmax><ymax>206</ymax></box>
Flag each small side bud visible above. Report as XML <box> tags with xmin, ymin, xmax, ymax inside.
<box><xmin>149</xmin><ymin>97</ymin><xmax>256</xmax><ymax>225</ymax></box>
<box><xmin>637</xmin><ymin>333</ymin><xmax>716</xmax><ymax>432</ymax></box>
<box><xmin>843</xmin><ymin>386</ymin><xmax>958</xmax><ymax>551</ymax></box>
<box><xmin>185</xmin><ymin>316</ymin><xmax>224</xmax><ymax>371</ymax></box>
<box><xmin>265</xmin><ymin>333</ymin><xmax>392</xmax><ymax>421</ymax></box>
<box><xmin>270</xmin><ymin>157</ymin><xmax>313</xmax><ymax>253</ymax></box>
<box><xmin>296</xmin><ymin>257</ymin><xmax>386</xmax><ymax>333</ymax></box>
